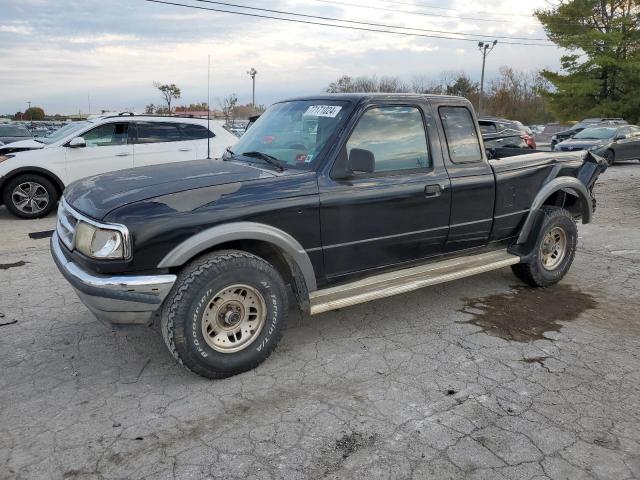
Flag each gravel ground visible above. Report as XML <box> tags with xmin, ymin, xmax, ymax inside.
<box><xmin>1</xmin><ymin>162</ymin><xmax>639</xmax><ymax>480</ymax></box>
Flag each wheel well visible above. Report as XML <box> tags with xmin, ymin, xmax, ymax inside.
<box><xmin>173</xmin><ymin>239</ymin><xmax>310</xmax><ymax>311</ymax></box>
<box><xmin>542</xmin><ymin>190</ymin><xmax>583</xmax><ymax>219</ymax></box>
<box><xmin>0</xmin><ymin>169</ymin><xmax>64</xmax><ymax>201</ymax></box>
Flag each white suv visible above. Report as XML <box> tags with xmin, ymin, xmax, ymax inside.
<box><xmin>0</xmin><ymin>114</ymin><xmax>238</xmax><ymax>218</ymax></box>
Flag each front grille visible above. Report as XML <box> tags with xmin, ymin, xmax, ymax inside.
<box><xmin>56</xmin><ymin>201</ymin><xmax>79</xmax><ymax>250</ymax></box>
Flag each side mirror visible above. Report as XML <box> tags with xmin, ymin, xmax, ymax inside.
<box><xmin>68</xmin><ymin>137</ymin><xmax>86</xmax><ymax>148</ymax></box>
<box><xmin>348</xmin><ymin>148</ymin><xmax>375</xmax><ymax>174</ymax></box>
<box><xmin>614</xmin><ymin>134</ymin><xmax>626</xmax><ymax>141</ymax></box>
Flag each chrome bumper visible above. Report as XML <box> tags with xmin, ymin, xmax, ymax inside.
<box><xmin>51</xmin><ymin>232</ymin><xmax>176</xmax><ymax>326</ymax></box>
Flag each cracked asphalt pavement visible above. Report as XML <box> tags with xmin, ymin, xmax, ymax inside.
<box><xmin>1</xmin><ymin>163</ymin><xmax>639</xmax><ymax>480</ymax></box>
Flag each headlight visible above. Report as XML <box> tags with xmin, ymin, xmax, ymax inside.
<box><xmin>0</xmin><ymin>154</ymin><xmax>15</xmax><ymax>163</ymax></box>
<box><xmin>75</xmin><ymin>221</ymin><xmax>125</xmax><ymax>259</ymax></box>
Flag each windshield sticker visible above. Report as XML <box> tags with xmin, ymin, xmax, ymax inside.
<box><xmin>303</xmin><ymin>105</ymin><xmax>342</xmax><ymax>118</ymax></box>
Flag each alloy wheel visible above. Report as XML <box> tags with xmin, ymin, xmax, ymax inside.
<box><xmin>11</xmin><ymin>182</ymin><xmax>50</xmax><ymax>215</ymax></box>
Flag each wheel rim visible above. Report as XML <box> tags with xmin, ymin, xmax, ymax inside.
<box><xmin>201</xmin><ymin>284</ymin><xmax>267</xmax><ymax>353</ymax></box>
<box><xmin>11</xmin><ymin>182</ymin><xmax>49</xmax><ymax>214</ymax></box>
<box><xmin>539</xmin><ymin>226</ymin><xmax>568</xmax><ymax>271</ymax></box>
<box><xmin>605</xmin><ymin>151</ymin><xmax>614</xmax><ymax>165</ymax></box>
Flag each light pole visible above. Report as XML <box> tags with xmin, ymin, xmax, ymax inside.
<box><xmin>247</xmin><ymin>68</ymin><xmax>257</xmax><ymax>109</ymax></box>
<box><xmin>477</xmin><ymin>40</ymin><xmax>497</xmax><ymax>116</ymax></box>
<box><xmin>27</xmin><ymin>101</ymin><xmax>32</xmax><ymax>122</ymax></box>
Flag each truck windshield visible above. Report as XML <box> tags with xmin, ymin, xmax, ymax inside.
<box><xmin>228</xmin><ymin>100</ymin><xmax>352</xmax><ymax>169</ymax></box>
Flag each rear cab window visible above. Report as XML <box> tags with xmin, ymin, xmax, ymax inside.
<box><xmin>439</xmin><ymin>106</ymin><xmax>483</xmax><ymax>164</ymax></box>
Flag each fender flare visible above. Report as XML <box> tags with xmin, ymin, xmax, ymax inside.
<box><xmin>157</xmin><ymin>221</ymin><xmax>317</xmax><ymax>292</ymax></box>
<box><xmin>516</xmin><ymin>177</ymin><xmax>592</xmax><ymax>245</ymax></box>
<box><xmin>0</xmin><ymin>166</ymin><xmax>65</xmax><ymax>195</ymax></box>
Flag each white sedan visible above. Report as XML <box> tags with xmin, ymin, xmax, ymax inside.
<box><xmin>0</xmin><ymin>114</ymin><xmax>237</xmax><ymax>218</ymax></box>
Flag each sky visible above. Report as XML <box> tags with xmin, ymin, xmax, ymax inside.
<box><xmin>0</xmin><ymin>0</ymin><xmax>562</xmax><ymax>115</ymax></box>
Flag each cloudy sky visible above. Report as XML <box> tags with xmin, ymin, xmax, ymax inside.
<box><xmin>0</xmin><ymin>0</ymin><xmax>561</xmax><ymax>115</ymax></box>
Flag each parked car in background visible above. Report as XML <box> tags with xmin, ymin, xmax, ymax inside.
<box><xmin>0</xmin><ymin>124</ymin><xmax>34</xmax><ymax>145</ymax></box>
<box><xmin>0</xmin><ymin>114</ymin><xmax>238</xmax><ymax>218</ymax></box>
<box><xmin>51</xmin><ymin>93</ymin><xmax>606</xmax><ymax>379</ymax></box>
<box><xmin>479</xmin><ymin>117</ymin><xmax>536</xmax><ymax>149</ymax></box>
<box><xmin>551</xmin><ymin>118</ymin><xmax>627</xmax><ymax>149</ymax></box>
<box><xmin>554</xmin><ymin>124</ymin><xmax>640</xmax><ymax>165</ymax></box>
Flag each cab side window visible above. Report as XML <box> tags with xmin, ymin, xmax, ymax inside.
<box><xmin>135</xmin><ymin>122</ymin><xmax>182</xmax><ymax>143</ymax></box>
<box><xmin>83</xmin><ymin>123</ymin><xmax>128</xmax><ymax>147</ymax></box>
<box><xmin>180</xmin><ymin>123</ymin><xmax>214</xmax><ymax>140</ymax></box>
<box><xmin>439</xmin><ymin>107</ymin><xmax>483</xmax><ymax>163</ymax></box>
<box><xmin>346</xmin><ymin>106</ymin><xmax>430</xmax><ymax>173</ymax></box>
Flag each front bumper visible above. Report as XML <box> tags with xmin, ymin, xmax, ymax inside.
<box><xmin>51</xmin><ymin>232</ymin><xmax>176</xmax><ymax>325</ymax></box>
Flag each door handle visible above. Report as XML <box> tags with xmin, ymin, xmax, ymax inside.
<box><xmin>424</xmin><ymin>184</ymin><xmax>443</xmax><ymax>197</ymax></box>
<box><xmin>115</xmin><ymin>152</ymin><xmax>130</xmax><ymax>157</ymax></box>
<box><xmin>179</xmin><ymin>148</ymin><xmax>192</xmax><ymax>152</ymax></box>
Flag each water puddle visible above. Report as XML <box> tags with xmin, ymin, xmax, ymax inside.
<box><xmin>461</xmin><ymin>284</ymin><xmax>598</xmax><ymax>342</ymax></box>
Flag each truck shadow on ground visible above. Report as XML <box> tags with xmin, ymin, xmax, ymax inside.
<box><xmin>460</xmin><ymin>284</ymin><xmax>598</xmax><ymax>342</ymax></box>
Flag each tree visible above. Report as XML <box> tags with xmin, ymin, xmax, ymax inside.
<box><xmin>536</xmin><ymin>0</ymin><xmax>640</xmax><ymax>122</ymax></box>
<box><xmin>153</xmin><ymin>82</ymin><xmax>181</xmax><ymax>114</ymax></box>
<box><xmin>22</xmin><ymin>107</ymin><xmax>45</xmax><ymax>121</ymax></box>
<box><xmin>326</xmin><ymin>75</ymin><xmax>410</xmax><ymax>93</ymax></box>
<box><xmin>219</xmin><ymin>93</ymin><xmax>238</xmax><ymax>125</ymax></box>
<box><xmin>444</xmin><ymin>72</ymin><xmax>479</xmax><ymax>98</ymax></box>
<box><xmin>145</xmin><ymin>104</ymin><xmax>156</xmax><ymax>114</ymax></box>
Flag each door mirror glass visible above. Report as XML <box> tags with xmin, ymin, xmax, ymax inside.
<box><xmin>69</xmin><ymin>137</ymin><xmax>86</xmax><ymax>148</ymax></box>
<box><xmin>348</xmin><ymin>148</ymin><xmax>375</xmax><ymax>173</ymax></box>
<box><xmin>615</xmin><ymin>134</ymin><xmax>626</xmax><ymax>141</ymax></box>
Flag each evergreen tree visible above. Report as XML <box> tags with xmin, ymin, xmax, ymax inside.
<box><xmin>536</xmin><ymin>0</ymin><xmax>640</xmax><ymax>121</ymax></box>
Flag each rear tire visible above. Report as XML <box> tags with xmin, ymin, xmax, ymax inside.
<box><xmin>511</xmin><ymin>206</ymin><xmax>578</xmax><ymax>287</ymax></box>
<box><xmin>160</xmin><ymin>250</ymin><xmax>288</xmax><ymax>379</ymax></box>
<box><xmin>2</xmin><ymin>174</ymin><xmax>58</xmax><ymax>219</ymax></box>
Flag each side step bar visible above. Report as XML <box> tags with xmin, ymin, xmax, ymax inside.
<box><xmin>309</xmin><ymin>250</ymin><xmax>520</xmax><ymax>315</ymax></box>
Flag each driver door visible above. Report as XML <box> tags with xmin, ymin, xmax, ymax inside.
<box><xmin>319</xmin><ymin>105</ymin><xmax>451</xmax><ymax>280</ymax></box>
<box><xmin>65</xmin><ymin>122</ymin><xmax>133</xmax><ymax>182</ymax></box>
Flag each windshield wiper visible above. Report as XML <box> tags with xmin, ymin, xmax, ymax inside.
<box><xmin>239</xmin><ymin>151</ymin><xmax>286</xmax><ymax>172</ymax></box>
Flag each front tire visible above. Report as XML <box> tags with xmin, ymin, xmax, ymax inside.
<box><xmin>161</xmin><ymin>250</ymin><xmax>288</xmax><ymax>379</ymax></box>
<box><xmin>511</xmin><ymin>207</ymin><xmax>578</xmax><ymax>287</ymax></box>
<box><xmin>2</xmin><ymin>174</ymin><xmax>58</xmax><ymax>219</ymax></box>
<box><xmin>604</xmin><ymin>149</ymin><xmax>615</xmax><ymax>166</ymax></box>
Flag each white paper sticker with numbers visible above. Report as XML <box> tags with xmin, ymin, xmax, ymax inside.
<box><xmin>303</xmin><ymin>105</ymin><xmax>342</xmax><ymax>118</ymax></box>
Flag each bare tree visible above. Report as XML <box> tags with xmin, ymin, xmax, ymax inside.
<box><xmin>153</xmin><ymin>82</ymin><xmax>181</xmax><ymax>114</ymax></box>
<box><xmin>145</xmin><ymin>104</ymin><xmax>156</xmax><ymax>114</ymax></box>
<box><xmin>219</xmin><ymin>93</ymin><xmax>238</xmax><ymax>125</ymax></box>
<box><xmin>326</xmin><ymin>75</ymin><xmax>409</xmax><ymax>93</ymax></box>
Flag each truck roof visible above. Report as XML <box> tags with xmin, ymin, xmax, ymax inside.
<box><xmin>279</xmin><ymin>93</ymin><xmax>469</xmax><ymax>104</ymax></box>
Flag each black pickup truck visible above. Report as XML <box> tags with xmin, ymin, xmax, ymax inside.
<box><xmin>51</xmin><ymin>94</ymin><xmax>607</xmax><ymax>379</ymax></box>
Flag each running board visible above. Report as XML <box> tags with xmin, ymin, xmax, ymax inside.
<box><xmin>309</xmin><ymin>250</ymin><xmax>521</xmax><ymax>315</ymax></box>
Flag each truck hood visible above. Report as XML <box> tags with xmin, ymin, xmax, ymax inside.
<box><xmin>64</xmin><ymin>159</ymin><xmax>276</xmax><ymax>220</ymax></box>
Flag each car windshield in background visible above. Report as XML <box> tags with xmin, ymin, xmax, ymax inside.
<box><xmin>573</xmin><ymin>127</ymin><xmax>617</xmax><ymax>140</ymax></box>
<box><xmin>37</xmin><ymin>121</ymin><xmax>90</xmax><ymax>144</ymax></box>
<box><xmin>228</xmin><ymin>100</ymin><xmax>352</xmax><ymax>169</ymax></box>
<box><xmin>0</xmin><ymin>125</ymin><xmax>31</xmax><ymax>136</ymax></box>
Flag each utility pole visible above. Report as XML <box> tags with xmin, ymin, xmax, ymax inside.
<box><xmin>247</xmin><ymin>68</ymin><xmax>257</xmax><ymax>109</ymax></box>
<box><xmin>27</xmin><ymin>101</ymin><xmax>32</xmax><ymax>122</ymax></box>
<box><xmin>477</xmin><ymin>40</ymin><xmax>497</xmax><ymax>116</ymax></box>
